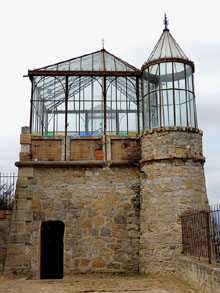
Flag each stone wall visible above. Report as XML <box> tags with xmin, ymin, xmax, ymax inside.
<box><xmin>139</xmin><ymin>128</ymin><xmax>209</xmax><ymax>274</ymax></box>
<box><xmin>0</xmin><ymin>211</ymin><xmax>12</xmax><ymax>272</ymax></box>
<box><xmin>175</xmin><ymin>256</ymin><xmax>220</xmax><ymax>293</ymax></box>
<box><xmin>4</xmin><ymin>126</ymin><xmax>210</xmax><ymax>277</ymax></box>
<box><xmin>4</xmin><ymin>165</ymin><xmax>140</xmax><ymax>278</ymax></box>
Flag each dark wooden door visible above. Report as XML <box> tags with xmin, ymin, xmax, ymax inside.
<box><xmin>40</xmin><ymin>221</ymin><xmax>64</xmax><ymax>279</ymax></box>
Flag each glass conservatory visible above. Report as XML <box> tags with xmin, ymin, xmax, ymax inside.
<box><xmin>28</xmin><ymin>26</ymin><xmax>197</xmax><ymax>136</ymax></box>
<box><xmin>29</xmin><ymin>50</ymin><xmax>140</xmax><ymax>136</ymax></box>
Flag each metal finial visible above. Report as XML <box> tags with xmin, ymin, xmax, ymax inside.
<box><xmin>163</xmin><ymin>13</ymin><xmax>169</xmax><ymax>30</ymax></box>
<box><xmin>102</xmin><ymin>38</ymin><xmax>105</xmax><ymax>49</ymax></box>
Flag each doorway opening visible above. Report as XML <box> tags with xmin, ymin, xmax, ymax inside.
<box><xmin>40</xmin><ymin>221</ymin><xmax>65</xmax><ymax>279</ymax></box>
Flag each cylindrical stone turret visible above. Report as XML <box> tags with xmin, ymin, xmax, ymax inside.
<box><xmin>139</xmin><ymin>128</ymin><xmax>208</xmax><ymax>273</ymax></box>
<box><xmin>139</xmin><ymin>19</ymin><xmax>209</xmax><ymax>274</ymax></box>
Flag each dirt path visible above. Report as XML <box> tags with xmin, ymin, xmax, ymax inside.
<box><xmin>0</xmin><ymin>274</ymin><xmax>198</xmax><ymax>293</ymax></box>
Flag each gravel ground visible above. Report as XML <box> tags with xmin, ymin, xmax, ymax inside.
<box><xmin>0</xmin><ymin>274</ymin><xmax>199</xmax><ymax>293</ymax></box>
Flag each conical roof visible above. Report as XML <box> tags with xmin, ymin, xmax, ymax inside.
<box><xmin>147</xmin><ymin>28</ymin><xmax>189</xmax><ymax>62</ymax></box>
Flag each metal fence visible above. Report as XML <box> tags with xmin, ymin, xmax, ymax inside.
<box><xmin>181</xmin><ymin>204</ymin><xmax>220</xmax><ymax>264</ymax></box>
<box><xmin>0</xmin><ymin>173</ymin><xmax>17</xmax><ymax>210</ymax></box>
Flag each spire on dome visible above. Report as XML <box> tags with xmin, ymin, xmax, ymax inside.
<box><xmin>163</xmin><ymin>13</ymin><xmax>169</xmax><ymax>31</ymax></box>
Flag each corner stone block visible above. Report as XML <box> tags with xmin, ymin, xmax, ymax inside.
<box><xmin>16</xmin><ymin>177</ymin><xmax>28</xmax><ymax>188</ymax></box>
<box><xmin>21</xmin><ymin>144</ymin><xmax>30</xmax><ymax>153</ymax></box>
<box><xmin>20</xmin><ymin>134</ymin><xmax>31</xmax><ymax>144</ymax></box>
<box><xmin>19</xmin><ymin>152</ymin><xmax>31</xmax><ymax>162</ymax></box>
<box><xmin>18</xmin><ymin>167</ymin><xmax>34</xmax><ymax>179</ymax></box>
<box><xmin>21</xmin><ymin>126</ymin><xmax>30</xmax><ymax>134</ymax></box>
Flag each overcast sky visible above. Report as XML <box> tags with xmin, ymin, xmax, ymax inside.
<box><xmin>0</xmin><ymin>0</ymin><xmax>219</xmax><ymax>204</ymax></box>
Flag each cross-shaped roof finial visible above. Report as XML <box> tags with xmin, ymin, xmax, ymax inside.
<box><xmin>163</xmin><ymin>13</ymin><xmax>169</xmax><ymax>30</ymax></box>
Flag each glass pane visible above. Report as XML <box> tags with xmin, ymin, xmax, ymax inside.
<box><xmin>118</xmin><ymin>113</ymin><xmax>127</xmax><ymax>134</ymax></box>
<box><xmin>142</xmin><ymin>70</ymin><xmax>148</xmax><ymax>97</ymax></box>
<box><xmin>173</xmin><ymin>62</ymin><xmax>185</xmax><ymax>89</ymax></box>
<box><xmin>128</xmin><ymin>113</ymin><xmax>137</xmax><ymax>133</ymax></box>
<box><xmin>105</xmin><ymin>53</ymin><xmax>116</xmax><ymax>71</ymax></box>
<box><xmin>93</xmin><ymin>52</ymin><xmax>104</xmax><ymax>71</ymax></box>
<box><xmin>150</xmin><ymin>92</ymin><xmax>160</xmax><ymax>128</ymax></box>
<box><xmin>81</xmin><ymin>55</ymin><xmax>92</xmax><ymax>71</ymax></box>
<box><xmin>143</xmin><ymin>96</ymin><xmax>149</xmax><ymax>130</ymax></box>
<box><xmin>161</xmin><ymin>90</ymin><xmax>174</xmax><ymax>126</ymax></box>
<box><xmin>187</xmin><ymin>92</ymin><xmax>195</xmax><ymax>127</ymax></box>
<box><xmin>186</xmin><ymin>65</ymin><xmax>193</xmax><ymax>92</ymax></box>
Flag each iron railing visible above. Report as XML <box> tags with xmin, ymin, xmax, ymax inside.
<box><xmin>181</xmin><ymin>204</ymin><xmax>220</xmax><ymax>264</ymax></box>
<box><xmin>0</xmin><ymin>173</ymin><xmax>17</xmax><ymax>210</ymax></box>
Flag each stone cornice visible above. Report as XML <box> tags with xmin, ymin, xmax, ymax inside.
<box><xmin>15</xmin><ymin>160</ymin><xmax>139</xmax><ymax>168</ymax></box>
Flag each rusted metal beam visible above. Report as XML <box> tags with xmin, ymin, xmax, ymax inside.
<box><xmin>141</xmin><ymin>58</ymin><xmax>195</xmax><ymax>72</ymax></box>
<box><xmin>28</xmin><ymin>70</ymin><xmax>141</xmax><ymax>77</ymax></box>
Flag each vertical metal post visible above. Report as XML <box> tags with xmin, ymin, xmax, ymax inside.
<box><xmin>136</xmin><ymin>76</ymin><xmax>140</xmax><ymax>134</ymax></box>
<box><xmin>126</xmin><ymin>77</ymin><xmax>128</xmax><ymax>134</ymax></box>
<box><xmin>42</xmin><ymin>77</ymin><xmax>45</xmax><ymax>135</ymax></box>
<box><xmin>192</xmin><ymin>72</ymin><xmax>198</xmax><ymax>128</ymax></box>
<box><xmin>172</xmin><ymin>62</ymin><xmax>176</xmax><ymax>126</ymax></box>
<box><xmin>79</xmin><ymin>77</ymin><xmax>81</xmax><ymax>135</ymax></box>
<box><xmin>103</xmin><ymin>76</ymin><xmax>107</xmax><ymax>136</ymax></box>
<box><xmin>158</xmin><ymin>64</ymin><xmax>162</xmax><ymax>128</ymax></box>
<box><xmin>29</xmin><ymin>77</ymin><xmax>34</xmax><ymax>133</ymax></box>
<box><xmin>116</xmin><ymin>78</ymin><xmax>119</xmax><ymax>134</ymax></box>
<box><xmin>103</xmin><ymin>76</ymin><xmax>107</xmax><ymax>161</ymax></box>
<box><xmin>64</xmin><ymin>76</ymin><xmax>69</xmax><ymax>161</ymax></box>
<box><xmin>206</xmin><ymin>210</ymin><xmax>212</xmax><ymax>264</ymax></box>
<box><xmin>184</xmin><ymin>64</ymin><xmax>189</xmax><ymax>127</ymax></box>
<box><xmin>147</xmin><ymin>69</ymin><xmax>150</xmax><ymax>129</ymax></box>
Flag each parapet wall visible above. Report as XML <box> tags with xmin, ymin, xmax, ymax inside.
<box><xmin>19</xmin><ymin>127</ymin><xmax>140</xmax><ymax>163</ymax></box>
<box><xmin>175</xmin><ymin>256</ymin><xmax>220</xmax><ymax>293</ymax></box>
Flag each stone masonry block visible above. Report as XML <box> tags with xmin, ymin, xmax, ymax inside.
<box><xmin>10</xmin><ymin>222</ymin><xmax>26</xmax><ymax>233</ymax></box>
<box><xmin>16</xmin><ymin>177</ymin><xmax>28</xmax><ymax>187</ymax></box>
<box><xmin>20</xmin><ymin>134</ymin><xmax>31</xmax><ymax>144</ymax></box>
<box><xmin>8</xmin><ymin>233</ymin><xmax>31</xmax><ymax>244</ymax></box>
<box><xmin>18</xmin><ymin>167</ymin><xmax>34</xmax><ymax>178</ymax></box>
<box><xmin>19</xmin><ymin>152</ymin><xmax>31</xmax><ymax>161</ymax></box>
<box><xmin>16</xmin><ymin>199</ymin><xmax>27</xmax><ymax>210</ymax></box>
<box><xmin>21</xmin><ymin>126</ymin><xmax>30</xmax><ymax>134</ymax></box>
<box><xmin>7</xmin><ymin>244</ymin><xmax>25</xmax><ymax>254</ymax></box>
<box><xmin>21</xmin><ymin>144</ymin><xmax>30</xmax><ymax>152</ymax></box>
<box><xmin>5</xmin><ymin>255</ymin><xmax>31</xmax><ymax>268</ymax></box>
<box><xmin>12</xmin><ymin>211</ymin><xmax>26</xmax><ymax>221</ymax></box>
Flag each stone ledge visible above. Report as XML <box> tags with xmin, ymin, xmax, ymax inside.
<box><xmin>140</xmin><ymin>154</ymin><xmax>206</xmax><ymax>164</ymax></box>
<box><xmin>141</xmin><ymin>126</ymin><xmax>203</xmax><ymax>136</ymax></box>
<box><xmin>175</xmin><ymin>255</ymin><xmax>220</xmax><ymax>293</ymax></box>
<box><xmin>15</xmin><ymin>160</ymin><xmax>139</xmax><ymax>168</ymax></box>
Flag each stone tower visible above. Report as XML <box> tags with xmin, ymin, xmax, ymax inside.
<box><xmin>2</xmin><ymin>19</ymin><xmax>208</xmax><ymax>278</ymax></box>
<box><xmin>139</xmin><ymin>21</ymin><xmax>208</xmax><ymax>273</ymax></box>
